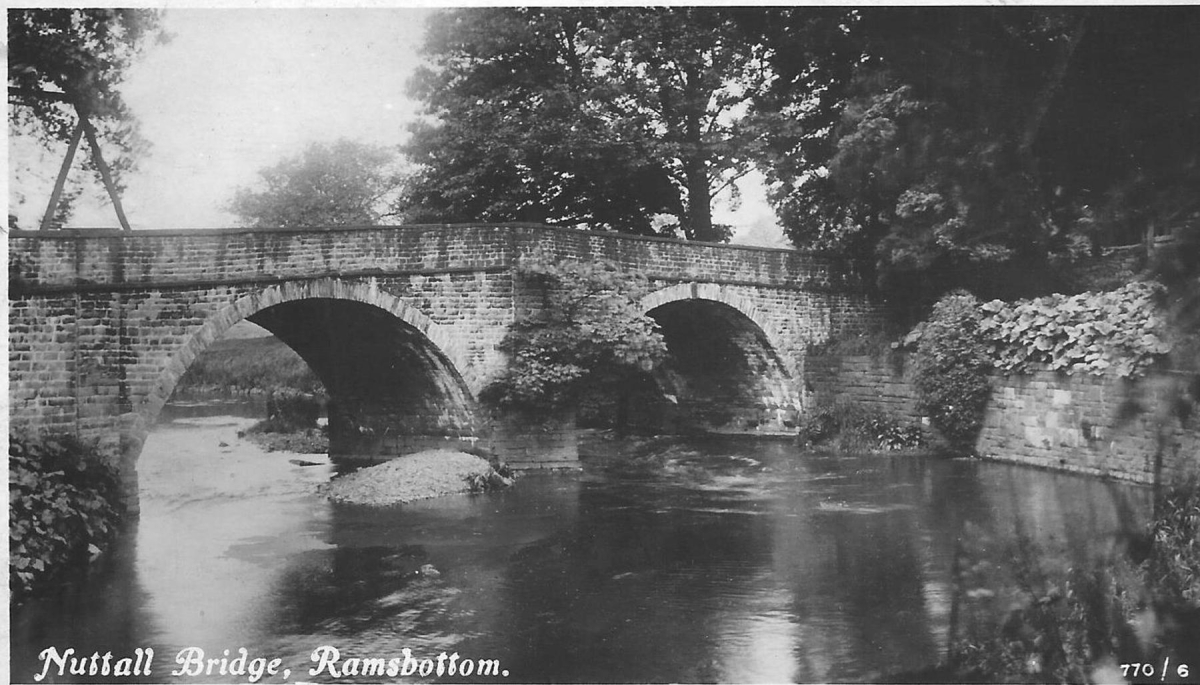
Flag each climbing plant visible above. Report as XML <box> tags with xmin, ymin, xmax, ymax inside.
<box><xmin>480</xmin><ymin>253</ymin><xmax>668</xmax><ymax>418</ymax></box>
<box><xmin>979</xmin><ymin>281</ymin><xmax>1171</xmax><ymax>378</ymax></box>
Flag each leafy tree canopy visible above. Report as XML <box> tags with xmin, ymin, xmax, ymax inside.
<box><xmin>228</xmin><ymin>139</ymin><xmax>402</xmax><ymax>228</ymax></box>
<box><xmin>480</xmin><ymin>253</ymin><xmax>667</xmax><ymax>417</ymax></box>
<box><xmin>399</xmin><ymin>7</ymin><xmax>772</xmax><ymax>241</ymax></box>
<box><xmin>8</xmin><ymin>9</ymin><xmax>164</xmax><ymax>175</ymax></box>
<box><xmin>8</xmin><ymin>9</ymin><xmax>165</xmax><ymax>227</ymax></box>
<box><xmin>753</xmin><ymin>7</ymin><xmax>1200</xmax><ymax>303</ymax></box>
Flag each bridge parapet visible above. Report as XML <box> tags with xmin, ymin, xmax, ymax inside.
<box><xmin>9</xmin><ymin>224</ymin><xmax>862</xmax><ymax>293</ymax></box>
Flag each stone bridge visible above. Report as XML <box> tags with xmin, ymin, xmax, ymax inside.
<box><xmin>8</xmin><ymin>224</ymin><xmax>879</xmax><ymax>511</ymax></box>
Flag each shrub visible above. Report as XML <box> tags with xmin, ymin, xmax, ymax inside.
<box><xmin>911</xmin><ymin>291</ymin><xmax>992</xmax><ymax>453</ymax></box>
<box><xmin>9</xmin><ymin>434</ymin><xmax>123</xmax><ymax>598</ymax></box>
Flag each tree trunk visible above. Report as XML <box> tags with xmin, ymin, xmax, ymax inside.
<box><xmin>684</xmin><ymin>158</ymin><xmax>715</xmax><ymax>241</ymax></box>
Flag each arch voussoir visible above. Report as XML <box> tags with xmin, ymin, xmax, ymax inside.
<box><xmin>639</xmin><ymin>282</ymin><xmax>789</xmax><ymax>372</ymax></box>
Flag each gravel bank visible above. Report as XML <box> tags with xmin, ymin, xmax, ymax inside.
<box><xmin>321</xmin><ymin>450</ymin><xmax>507</xmax><ymax>506</ymax></box>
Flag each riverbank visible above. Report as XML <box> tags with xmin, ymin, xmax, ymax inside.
<box><xmin>321</xmin><ymin>450</ymin><xmax>512</xmax><ymax>506</ymax></box>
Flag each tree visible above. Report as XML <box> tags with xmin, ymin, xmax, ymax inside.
<box><xmin>8</xmin><ymin>9</ymin><xmax>164</xmax><ymax>226</ymax></box>
<box><xmin>228</xmin><ymin>139</ymin><xmax>402</xmax><ymax>228</ymax></box>
<box><xmin>400</xmin><ymin>7</ymin><xmax>772</xmax><ymax>241</ymax></box>
<box><xmin>592</xmin><ymin>8</ymin><xmax>773</xmax><ymax>241</ymax></box>
<box><xmin>479</xmin><ymin>253</ymin><xmax>667</xmax><ymax>419</ymax></box>
<box><xmin>754</xmin><ymin>7</ymin><xmax>1200</xmax><ymax>304</ymax></box>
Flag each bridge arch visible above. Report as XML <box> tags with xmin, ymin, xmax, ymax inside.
<box><xmin>143</xmin><ymin>278</ymin><xmax>470</xmax><ymax>419</ymax></box>
<box><xmin>637</xmin><ymin>283</ymin><xmax>800</xmax><ymax>432</ymax></box>
<box><xmin>121</xmin><ymin>278</ymin><xmax>477</xmax><ymax>506</ymax></box>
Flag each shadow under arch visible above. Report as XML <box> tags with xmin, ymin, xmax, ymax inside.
<box><xmin>635</xmin><ymin>284</ymin><xmax>800</xmax><ymax>433</ymax></box>
<box><xmin>120</xmin><ymin>279</ymin><xmax>478</xmax><ymax>508</ymax></box>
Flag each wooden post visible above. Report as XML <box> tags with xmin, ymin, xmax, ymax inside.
<box><xmin>39</xmin><ymin>122</ymin><xmax>84</xmax><ymax>231</ymax></box>
<box><xmin>11</xmin><ymin>87</ymin><xmax>135</xmax><ymax>231</ymax></box>
<box><xmin>77</xmin><ymin>105</ymin><xmax>132</xmax><ymax>231</ymax></box>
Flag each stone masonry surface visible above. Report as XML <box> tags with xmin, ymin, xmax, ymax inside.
<box><xmin>806</xmin><ymin>351</ymin><xmax>1198</xmax><ymax>484</ymax></box>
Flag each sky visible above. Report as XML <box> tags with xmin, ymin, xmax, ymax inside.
<box><xmin>6</xmin><ymin>7</ymin><xmax>787</xmax><ymax>247</ymax></box>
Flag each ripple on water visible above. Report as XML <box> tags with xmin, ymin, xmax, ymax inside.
<box><xmin>9</xmin><ymin>409</ymin><xmax>1157</xmax><ymax>685</ymax></box>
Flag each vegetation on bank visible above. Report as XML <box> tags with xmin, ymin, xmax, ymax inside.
<box><xmin>911</xmin><ymin>291</ymin><xmax>994</xmax><ymax>453</ymax></box>
<box><xmin>796</xmin><ymin>400</ymin><xmax>924</xmax><ymax>452</ymax></box>
<box><xmin>175</xmin><ymin>336</ymin><xmax>323</xmax><ymax>396</ymax></box>
<box><xmin>896</xmin><ymin>281</ymin><xmax>1177</xmax><ymax>455</ymax></box>
<box><xmin>239</xmin><ymin>389</ymin><xmax>328</xmax><ymax>454</ymax></box>
<box><xmin>925</xmin><ymin>474</ymin><xmax>1200</xmax><ymax>683</ymax></box>
<box><xmin>9</xmin><ymin>434</ymin><xmax>123</xmax><ymax>601</ymax></box>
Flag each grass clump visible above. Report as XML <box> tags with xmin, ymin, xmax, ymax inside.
<box><xmin>797</xmin><ymin>400</ymin><xmax>924</xmax><ymax>452</ymax></box>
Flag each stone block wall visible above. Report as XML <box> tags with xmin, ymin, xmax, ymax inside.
<box><xmin>804</xmin><ymin>352</ymin><xmax>922</xmax><ymax>421</ymax></box>
<box><xmin>806</xmin><ymin>349</ymin><xmax>1198</xmax><ymax>484</ymax></box>
<box><xmin>977</xmin><ymin>369</ymin><xmax>1199</xmax><ymax>484</ymax></box>
<box><xmin>487</xmin><ymin>415</ymin><xmax>580</xmax><ymax>470</ymax></box>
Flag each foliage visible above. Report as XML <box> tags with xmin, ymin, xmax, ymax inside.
<box><xmin>400</xmin><ymin>7</ymin><xmax>771</xmax><ymax>241</ymax></box>
<box><xmin>980</xmin><ymin>281</ymin><xmax>1172</xmax><ymax>378</ymax></box>
<box><xmin>947</xmin><ymin>545</ymin><xmax>1145</xmax><ymax>683</ymax></box>
<box><xmin>1144</xmin><ymin>474</ymin><xmax>1200</xmax><ymax>607</ymax></box>
<box><xmin>942</xmin><ymin>476</ymin><xmax>1200</xmax><ymax>682</ymax></box>
<box><xmin>755</xmin><ymin>8</ymin><xmax>1200</xmax><ymax>302</ymax></box>
<box><xmin>1150</xmin><ymin>224</ymin><xmax>1200</xmax><ymax>432</ymax></box>
<box><xmin>175</xmin><ymin>336</ymin><xmax>323</xmax><ymax>395</ymax></box>
<box><xmin>797</xmin><ymin>400</ymin><xmax>924</xmax><ymax>452</ymax></box>
<box><xmin>229</xmin><ymin>139</ymin><xmax>401</xmax><ymax>228</ymax></box>
<box><xmin>248</xmin><ymin>389</ymin><xmax>323</xmax><ymax>434</ymax></box>
<box><xmin>480</xmin><ymin>253</ymin><xmax>667</xmax><ymax>418</ymax></box>
<box><xmin>911</xmin><ymin>291</ymin><xmax>992</xmax><ymax>453</ymax></box>
<box><xmin>8</xmin><ymin>8</ymin><xmax>163</xmax><ymax>150</ymax></box>
<box><xmin>8</xmin><ymin>8</ymin><xmax>165</xmax><ymax>226</ymax></box>
<box><xmin>9</xmin><ymin>434</ymin><xmax>122</xmax><ymax>599</ymax></box>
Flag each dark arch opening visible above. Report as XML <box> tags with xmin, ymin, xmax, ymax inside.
<box><xmin>245</xmin><ymin>298</ymin><xmax>478</xmax><ymax>460</ymax></box>
<box><xmin>644</xmin><ymin>299</ymin><xmax>797</xmax><ymax>433</ymax></box>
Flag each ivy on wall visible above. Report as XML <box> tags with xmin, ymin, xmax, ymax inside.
<box><xmin>979</xmin><ymin>281</ymin><xmax>1171</xmax><ymax>378</ymax></box>
<box><xmin>480</xmin><ymin>252</ymin><xmax>667</xmax><ymax>419</ymax></box>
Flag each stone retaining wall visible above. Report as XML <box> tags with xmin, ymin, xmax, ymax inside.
<box><xmin>809</xmin><ymin>349</ymin><xmax>1199</xmax><ymax>483</ymax></box>
<box><xmin>978</xmin><ymin>369</ymin><xmax>1199</xmax><ymax>484</ymax></box>
<box><xmin>805</xmin><ymin>353</ymin><xmax>922</xmax><ymax>421</ymax></box>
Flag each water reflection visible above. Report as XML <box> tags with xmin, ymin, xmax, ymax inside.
<box><xmin>9</xmin><ymin>410</ymin><xmax>1153</xmax><ymax>684</ymax></box>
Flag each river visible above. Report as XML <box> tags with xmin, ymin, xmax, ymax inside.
<box><xmin>10</xmin><ymin>400</ymin><xmax>1153</xmax><ymax>683</ymax></box>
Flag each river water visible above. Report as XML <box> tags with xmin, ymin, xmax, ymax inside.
<box><xmin>10</xmin><ymin>401</ymin><xmax>1154</xmax><ymax>684</ymax></box>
